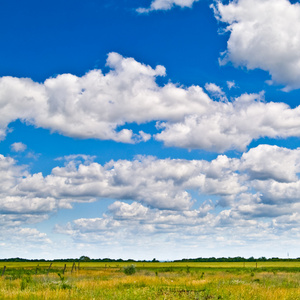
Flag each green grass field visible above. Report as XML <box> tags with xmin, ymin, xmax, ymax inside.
<box><xmin>0</xmin><ymin>261</ymin><xmax>300</xmax><ymax>299</ymax></box>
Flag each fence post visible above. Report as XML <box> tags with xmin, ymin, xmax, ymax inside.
<box><xmin>63</xmin><ymin>264</ymin><xmax>67</xmax><ymax>274</ymax></box>
<box><xmin>47</xmin><ymin>263</ymin><xmax>52</xmax><ymax>275</ymax></box>
<box><xmin>71</xmin><ymin>262</ymin><xmax>76</xmax><ymax>274</ymax></box>
<box><xmin>1</xmin><ymin>266</ymin><xmax>6</xmax><ymax>276</ymax></box>
<box><xmin>35</xmin><ymin>264</ymin><xmax>39</xmax><ymax>275</ymax></box>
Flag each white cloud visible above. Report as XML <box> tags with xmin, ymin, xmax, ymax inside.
<box><xmin>3</xmin><ymin>144</ymin><xmax>300</xmax><ymax>257</ymax></box>
<box><xmin>213</xmin><ymin>0</ymin><xmax>300</xmax><ymax>91</ymax></box>
<box><xmin>0</xmin><ymin>155</ymin><xmax>69</xmax><ymax>223</ymax></box>
<box><xmin>156</xmin><ymin>92</ymin><xmax>300</xmax><ymax>152</ymax></box>
<box><xmin>11</xmin><ymin>142</ymin><xmax>27</xmax><ymax>152</ymax></box>
<box><xmin>241</xmin><ymin>144</ymin><xmax>300</xmax><ymax>183</ymax></box>
<box><xmin>137</xmin><ymin>0</ymin><xmax>198</xmax><ymax>13</ymax></box>
<box><xmin>226</xmin><ymin>80</ymin><xmax>236</xmax><ymax>90</ymax></box>
<box><xmin>0</xmin><ymin>196</ymin><xmax>57</xmax><ymax>214</ymax></box>
<box><xmin>3</xmin><ymin>142</ymin><xmax>300</xmax><ymax>222</ymax></box>
<box><xmin>3</xmin><ymin>144</ymin><xmax>300</xmax><ymax>218</ymax></box>
<box><xmin>0</xmin><ymin>52</ymin><xmax>211</xmax><ymax>145</ymax></box>
<box><xmin>205</xmin><ymin>82</ymin><xmax>228</xmax><ymax>102</ymax></box>
<box><xmin>55</xmin><ymin>154</ymin><xmax>97</xmax><ymax>165</ymax></box>
<box><xmin>55</xmin><ymin>198</ymin><xmax>300</xmax><ymax>259</ymax></box>
<box><xmin>252</xmin><ymin>180</ymin><xmax>300</xmax><ymax>205</ymax></box>
<box><xmin>26</xmin><ymin>152</ymin><xmax>41</xmax><ymax>160</ymax></box>
<box><xmin>2</xmin><ymin>53</ymin><xmax>300</xmax><ymax>152</ymax></box>
<box><xmin>0</xmin><ymin>151</ymin><xmax>241</xmax><ymax>219</ymax></box>
<box><xmin>0</xmin><ymin>226</ymin><xmax>52</xmax><ymax>259</ymax></box>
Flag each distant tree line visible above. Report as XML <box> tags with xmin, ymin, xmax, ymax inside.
<box><xmin>0</xmin><ymin>257</ymin><xmax>146</xmax><ymax>263</ymax></box>
<box><xmin>173</xmin><ymin>257</ymin><xmax>299</xmax><ymax>262</ymax></box>
<box><xmin>0</xmin><ymin>256</ymin><xmax>299</xmax><ymax>262</ymax></box>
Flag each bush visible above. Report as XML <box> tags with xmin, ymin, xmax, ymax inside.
<box><xmin>123</xmin><ymin>265</ymin><xmax>136</xmax><ymax>275</ymax></box>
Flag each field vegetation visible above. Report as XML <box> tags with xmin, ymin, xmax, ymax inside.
<box><xmin>0</xmin><ymin>260</ymin><xmax>300</xmax><ymax>299</ymax></box>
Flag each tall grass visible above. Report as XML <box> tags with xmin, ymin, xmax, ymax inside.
<box><xmin>0</xmin><ymin>262</ymin><xmax>300</xmax><ymax>299</ymax></box>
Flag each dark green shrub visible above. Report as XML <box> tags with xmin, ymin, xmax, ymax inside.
<box><xmin>123</xmin><ymin>265</ymin><xmax>136</xmax><ymax>275</ymax></box>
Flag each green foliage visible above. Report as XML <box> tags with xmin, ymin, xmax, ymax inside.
<box><xmin>57</xmin><ymin>273</ymin><xmax>71</xmax><ymax>289</ymax></box>
<box><xmin>79</xmin><ymin>256</ymin><xmax>91</xmax><ymax>262</ymax></box>
<box><xmin>123</xmin><ymin>264</ymin><xmax>136</xmax><ymax>275</ymax></box>
<box><xmin>160</xmin><ymin>267</ymin><xmax>174</xmax><ymax>272</ymax></box>
<box><xmin>1</xmin><ymin>262</ymin><xmax>300</xmax><ymax>299</ymax></box>
<box><xmin>20</xmin><ymin>275</ymin><xmax>32</xmax><ymax>290</ymax></box>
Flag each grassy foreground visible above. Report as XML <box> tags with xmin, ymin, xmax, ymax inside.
<box><xmin>0</xmin><ymin>262</ymin><xmax>300</xmax><ymax>299</ymax></box>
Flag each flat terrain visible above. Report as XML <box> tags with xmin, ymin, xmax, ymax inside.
<box><xmin>0</xmin><ymin>261</ymin><xmax>300</xmax><ymax>299</ymax></box>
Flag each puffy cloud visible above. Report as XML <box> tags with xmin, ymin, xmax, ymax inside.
<box><xmin>241</xmin><ymin>144</ymin><xmax>300</xmax><ymax>182</ymax></box>
<box><xmin>40</xmin><ymin>155</ymin><xmax>243</xmax><ymax>210</ymax></box>
<box><xmin>0</xmin><ymin>151</ymin><xmax>241</xmax><ymax>222</ymax></box>
<box><xmin>0</xmin><ymin>52</ymin><xmax>211</xmax><ymax>145</ymax></box>
<box><xmin>273</xmin><ymin>213</ymin><xmax>300</xmax><ymax>231</ymax></box>
<box><xmin>55</xmin><ymin>198</ymin><xmax>300</xmax><ymax>259</ymax></box>
<box><xmin>3</xmin><ymin>144</ymin><xmax>300</xmax><ymax>220</ymax></box>
<box><xmin>213</xmin><ymin>0</ymin><xmax>300</xmax><ymax>91</ymax></box>
<box><xmin>11</xmin><ymin>142</ymin><xmax>27</xmax><ymax>152</ymax></box>
<box><xmin>3</xmin><ymin>144</ymin><xmax>300</xmax><ymax>257</ymax></box>
<box><xmin>239</xmin><ymin>145</ymin><xmax>300</xmax><ymax>207</ymax></box>
<box><xmin>54</xmin><ymin>200</ymin><xmax>217</xmax><ymax>244</ymax></box>
<box><xmin>3</xmin><ymin>144</ymin><xmax>300</xmax><ymax>218</ymax></box>
<box><xmin>253</xmin><ymin>180</ymin><xmax>300</xmax><ymax>205</ymax></box>
<box><xmin>137</xmin><ymin>0</ymin><xmax>198</xmax><ymax>13</ymax></box>
<box><xmin>156</xmin><ymin>92</ymin><xmax>300</xmax><ymax>152</ymax></box>
<box><xmin>2</xmin><ymin>53</ymin><xmax>300</xmax><ymax>152</ymax></box>
<box><xmin>0</xmin><ymin>155</ymin><xmax>69</xmax><ymax>225</ymax></box>
<box><xmin>108</xmin><ymin>201</ymin><xmax>150</xmax><ymax>220</ymax></box>
<box><xmin>0</xmin><ymin>196</ymin><xmax>58</xmax><ymax>214</ymax></box>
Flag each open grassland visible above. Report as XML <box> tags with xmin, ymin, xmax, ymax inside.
<box><xmin>0</xmin><ymin>261</ymin><xmax>300</xmax><ymax>299</ymax></box>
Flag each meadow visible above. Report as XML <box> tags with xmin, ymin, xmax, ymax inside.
<box><xmin>0</xmin><ymin>261</ymin><xmax>300</xmax><ymax>299</ymax></box>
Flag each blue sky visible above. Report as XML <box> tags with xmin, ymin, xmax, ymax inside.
<box><xmin>1</xmin><ymin>0</ymin><xmax>300</xmax><ymax>260</ymax></box>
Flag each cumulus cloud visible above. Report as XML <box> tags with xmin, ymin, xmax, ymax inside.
<box><xmin>55</xmin><ymin>201</ymin><xmax>215</xmax><ymax>240</ymax></box>
<box><xmin>0</xmin><ymin>150</ymin><xmax>241</xmax><ymax>222</ymax></box>
<box><xmin>33</xmin><ymin>155</ymin><xmax>243</xmax><ymax>210</ymax></box>
<box><xmin>241</xmin><ymin>144</ymin><xmax>300</xmax><ymax>183</ymax></box>
<box><xmin>55</xmin><ymin>197</ymin><xmax>300</xmax><ymax>259</ymax></box>
<box><xmin>0</xmin><ymin>52</ymin><xmax>211</xmax><ymax>145</ymax></box>
<box><xmin>11</xmin><ymin>142</ymin><xmax>27</xmax><ymax>152</ymax></box>
<box><xmin>2</xmin><ymin>53</ymin><xmax>300</xmax><ymax>152</ymax></box>
<box><xmin>3</xmin><ymin>144</ymin><xmax>300</xmax><ymax>256</ymax></box>
<box><xmin>156</xmin><ymin>92</ymin><xmax>300</xmax><ymax>152</ymax></box>
<box><xmin>0</xmin><ymin>155</ymin><xmax>69</xmax><ymax>225</ymax></box>
<box><xmin>3</xmin><ymin>144</ymin><xmax>300</xmax><ymax>219</ymax></box>
<box><xmin>213</xmin><ymin>0</ymin><xmax>300</xmax><ymax>91</ymax></box>
<box><xmin>137</xmin><ymin>0</ymin><xmax>198</xmax><ymax>13</ymax></box>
